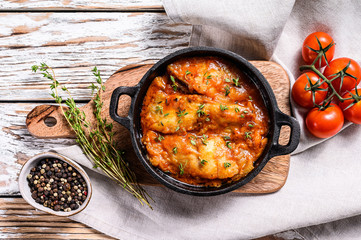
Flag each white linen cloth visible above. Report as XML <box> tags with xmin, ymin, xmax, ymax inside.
<box><xmin>50</xmin><ymin>1</ymin><xmax>361</xmax><ymax>239</ymax></box>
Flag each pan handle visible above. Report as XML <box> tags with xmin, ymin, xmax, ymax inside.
<box><xmin>109</xmin><ymin>86</ymin><xmax>139</xmax><ymax>130</ymax></box>
<box><xmin>269</xmin><ymin>110</ymin><xmax>300</xmax><ymax>158</ymax></box>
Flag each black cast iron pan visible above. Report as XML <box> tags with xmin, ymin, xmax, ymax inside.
<box><xmin>109</xmin><ymin>47</ymin><xmax>300</xmax><ymax>196</ymax></box>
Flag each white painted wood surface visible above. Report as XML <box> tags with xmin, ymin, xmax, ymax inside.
<box><xmin>0</xmin><ymin>11</ymin><xmax>190</xmax><ymax>192</ymax></box>
<box><xmin>1</xmin><ymin>0</ymin><xmax>163</xmax><ymax>10</ymax></box>
<box><xmin>0</xmin><ymin>10</ymin><xmax>190</xmax><ymax>195</ymax></box>
<box><xmin>0</xmin><ymin>12</ymin><xmax>191</xmax><ymax>101</ymax></box>
<box><xmin>0</xmin><ymin>103</ymin><xmax>76</xmax><ymax>194</ymax></box>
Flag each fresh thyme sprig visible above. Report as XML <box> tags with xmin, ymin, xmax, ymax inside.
<box><xmin>31</xmin><ymin>63</ymin><xmax>152</xmax><ymax>208</ymax></box>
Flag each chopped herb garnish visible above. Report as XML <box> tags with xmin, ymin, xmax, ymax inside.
<box><xmin>205</xmin><ymin>117</ymin><xmax>210</xmax><ymax>121</ymax></box>
<box><xmin>179</xmin><ymin>163</ymin><xmax>185</xmax><ymax>175</ymax></box>
<box><xmin>240</xmin><ymin>114</ymin><xmax>245</xmax><ymax>118</ymax></box>
<box><xmin>155</xmin><ymin>105</ymin><xmax>163</xmax><ymax>115</ymax></box>
<box><xmin>170</xmin><ymin>75</ymin><xmax>176</xmax><ymax>83</ymax></box>
<box><xmin>225</xmin><ymin>78</ymin><xmax>231</xmax><ymax>83</ymax></box>
<box><xmin>233</xmin><ymin>78</ymin><xmax>239</xmax><ymax>87</ymax></box>
<box><xmin>197</xmin><ymin>104</ymin><xmax>206</xmax><ymax>117</ymax></box>
<box><xmin>200</xmin><ymin>159</ymin><xmax>208</xmax><ymax>166</ymax></box>
<box><xmin>224</xmin><ymin>162</ymin><xmax>231</xmax><ymax>168</ymax></box>
<box><xmin>223</xmin><ymin>136</ymin><xmax>231</xmax><ymax>140</ymax></box>
<box><xmin>185</xmin><ymin>70</ymin><xmax>191</xmax><ymax>75</ymax></box>
<box><xmin>235</xmin><ymin>107</ymin><xmax>240</xmax><ymax>113</ymax></box>
<box><xmin>160</xmin><ymin>121</ymin><xmax>164</xmax><ymax>126</ymax></box>
<box><xmin>248</xmin><ymin>124</ymin><xmax>254</xmax><ymax>128</ymax></box>
<box><xmin>224</xmin><ymin>85</ymin><xmax>230</xmax><ymax>96</ymax></box>
<box><xmin>245</xmin><ymin>132</ymin><xmax>252</xmax><ymax>139</ymax></box>
<box><xmin>226</xmin><ymin>141</ymin><xmax>232</xmax><ymax>149</ymax></box>
<box><xmin>206</xmin><ymin>75</ymin><xmax>212</xmax><ymax>79</ymax></box>
<box><xmin>164</xmin><ymin>113</ymin><xmax>170</xmax><ymax>117</ymax></box>
<box><xmin>243</xmin><ymin>110</ymin><xmax>248</xmax><ymax>114</ymax></box>
<box><xmin>249</xmin><ymin>96</ymin><xmax>253</xmax><ymax>100</ymax></box>
<box><xmin>170</xmin><ymin>75</ymin><xmax>178</xmax><ymax>91</ymax></box>
<box><xmin>156</xmin><ymin>135</ymin><xmax>164</xmax><ymax>142</ymax></box>
<box><xmin>220</xmin><ymin>104</ymin><xmax>229</xmax><ymax>111</ymax></box>
<box><xmin>206</xmin><ymin>79</ymin><xmax>209</xmax><ymax>85</ymax></box>
<box><xmin>175</xmin><ymin>126</ymin><xmax>180</xmax><ymax>131</ymax></box>
<box><xmin>173</xmin><ymin>147</ymin><xmax>178</xmax><ymax>154</ymax></box>
<box><xmin>203</xmin><ymin>71</ymin><xmax>208</xmax><ymax>77</ymax></box>
<box><xmin>191</xmin><ymin>139</ymin><xmax>196</xmax><ymax>146</ymax></box>
<box><xmin>201</xmin><ymin>134</ymin><xmax>208</xmax><ymax>145</ymax></box>
<box><xmin>177</xmin><ymin>109</ymin><xmax>188</xmax><ymax>117</ymax></box>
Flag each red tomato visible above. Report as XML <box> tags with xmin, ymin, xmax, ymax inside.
<box><xmin>302</xmin><ymin>32</ymin><xmax>335</xmax><ymax>68</ymax></box>
<box><xmin>339</xmin><ymin>89</ymin><xmax>361</xmax><ymax>124</ymax></box>
<box><xmin>323</xmin><ymin>58</ymin><xmax>361</xmax><ymax>94</ymax></box>
<box><xmin>306</xmin><ymin>103</ymin><xmax>344</xmax><ymax>138</ymax></box>
<box><xmin>292</xmin><ymin>72</ymin><xmax>328</xmax><ymax>108</ymax></box>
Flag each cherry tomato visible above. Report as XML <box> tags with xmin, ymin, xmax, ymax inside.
<box><xmin>323</xmin><ymin>58</ymin><xmax>361</xmax><ymax>94</ymax></box>
<box><xmin>302</xmin><ymin>32</ymin><xmax>335</xmax><ymax>68</ymax></box>
<box><xmin>292</xmin><ymin>72</ymin><xmax>328</xmax><ymax>108</ymax></box>
<box><xmin>339</xmin><ymin>89</ymin><xmax>361</xmax><ymax>124</ymax></box>
<box><xmin>306</xmin><ymin>103</ymin><xmax>344</xmax><ymax>138</ymax></box>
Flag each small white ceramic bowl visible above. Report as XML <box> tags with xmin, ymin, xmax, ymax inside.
<box><xmin>19</xmin><ymin>152</ymin><xmax>92</xmax><ymax>217</ymax></box>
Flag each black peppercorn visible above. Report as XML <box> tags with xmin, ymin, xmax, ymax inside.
<box><xmin>27</xmin><ymin>157</ymin><xmax>88</xmax><ymax>213</ymax></box>
<box><xmin>54</xmin><ymin>205</ymin><xmax>61</xmax><ymax>211</ymax></box>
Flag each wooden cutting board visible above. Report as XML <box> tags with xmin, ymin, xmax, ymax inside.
<box><xmin>26</xmin><ymin>62</ymin><xmax>290</xmax><ymax>194</ymax></box>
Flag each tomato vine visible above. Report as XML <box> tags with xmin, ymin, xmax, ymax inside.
<box><xmin>299</xmin><ymin>40</ymin><xmax>360</xmax><ymax>110</ymax></box>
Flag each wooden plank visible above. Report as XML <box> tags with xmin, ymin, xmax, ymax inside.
<box><xmin>0</xmin><ymin>215</ymin><xmax>70</xmax><ymax>222</ymax></box>
<box><xmin>0</xmin><ymin>12</ymin><xmax>191</xmax><ymax>101</ymax></box>
<box><xmin>0</xmin><ymin>198</ymin><xmax>278</xmax><ymax>239</ymax></box>
<box><xmin>0</xmin><ymin>234</ymin><xmax>113</xmax><ymax>239</ymax></box>
<box><xmin>0</xmin><ymin>227</ymin><xmax>101</xmax><ymax>234</ymax></box>
<box><xmin>1</xmin><ymin>0</ymin><xmax>163</xmax><ymax>11</ymax></box>
<box><xmin>0</xmin><ymin>221</ymin><xmax>87</xmax><ymax>228</ymax></box>
<box><xmin>0</xmin><ymin>198</ymin><xmax>114</xmax><ymax>239</ymax></box>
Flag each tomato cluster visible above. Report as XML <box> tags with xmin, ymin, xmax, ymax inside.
<box><xmin>292</xmin><ymin>32</ymin><xmax>361</xmax><ymax>138</ymax></box>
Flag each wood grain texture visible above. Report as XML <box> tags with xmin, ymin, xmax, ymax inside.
<box><xmin>26</xmin><ymin>62</ymin><xmax>291</xmax><ymax>193</ymax></box>
<box><xmin>0</xmin><ymin>12</ymin><xmax>191</xmax><ymax>101</ymax></box>
<box><xmin>1</xmin><ymin>0</ymin><xmax>163</xmax><ymax>11</ymax></box>
<box><xmin>0</xmin><ymin>103</ymin><xmax>77</xmax><ymax>194</ymax></box>
<box><xmin>0</xmin><ymin>197</ymin><xmax>280</xmax><ymax>240</ymax></box>
<box><xmin>0</xmin><ymin>198</ymin><xmax>114</xmax><ymax>239</ymax></box>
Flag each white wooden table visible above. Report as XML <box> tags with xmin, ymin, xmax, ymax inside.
<box><xmin>0</xmin><ymin>1</ymin><xmax>279</xmax><ymax>239</ymax></box>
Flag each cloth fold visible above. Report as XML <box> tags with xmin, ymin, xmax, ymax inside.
<box><xmin>50</xmin><ymin>1</ymin><xmax>361</xmax><ymax>239</ymax></box>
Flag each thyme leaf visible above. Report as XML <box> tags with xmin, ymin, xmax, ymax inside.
<box><xmin>225</xmin><ymin>85</ymin><xmax>230</xmax><ymax>96</ymax></box>
<box><xmin>224</xmin><ymin>162</ymin><xmax>231</xmax><ymax>168</ymax></box>
<box><xmin>170</xmin><ymin>75</ymin><xmax>178</xmax><ymax>91</ymax></box>
<box><xmin>245</xmin><ymin>132</ymin><xmax>252</xmax><ymax>139</ymax></box>
<box><xmin>220</xmin><ymin>104</ymin><xmax>229</xmax><ymax>111</ymax></box>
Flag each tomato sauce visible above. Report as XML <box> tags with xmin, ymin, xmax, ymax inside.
<box><xmin>140</xmin><ymin>57</ymin><xmax>269</xmax><ymax>187</ymax></box>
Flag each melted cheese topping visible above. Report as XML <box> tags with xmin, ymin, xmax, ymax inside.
<box><xmin>140</xmin><ymin>57</ymin><xmax>269</xmax><ymax>187</ymax></box>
